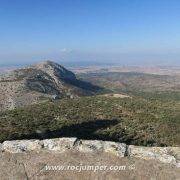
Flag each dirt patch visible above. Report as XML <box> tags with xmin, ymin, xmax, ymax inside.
<box><xmin>102</xmin><ymin>93</ymin><xmax>131</xmax><ymax>98</ymax></box>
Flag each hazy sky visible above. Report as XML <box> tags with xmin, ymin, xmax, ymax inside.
<box><xmin>0</xmin><ymin>0</ymin><xmax>180</xmax><ymax>66</ymax></box>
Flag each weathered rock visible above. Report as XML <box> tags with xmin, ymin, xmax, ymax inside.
<box><xmin>0</xmin><ymin>143</ymin><xmax>3</xmax><ymax>152</ymax></box>
<box><xmin>77</xmin><ymin>140</ymin><xmax>104</xmax><ymax>153</ymax></box>
<box><xmin>168</xmin><ymin>147</ymin><xmax>180</xmax><ymax>167</ymax></box>
<box><xmin>77</xmin><ymin>140</ymin><xmax>126</xmax><ymax>157</ymax></box>
<box><xmin>103</xmin><ymin>141</ymin><xmax>126</xmax><ymax>157</ymax></box>
<box><xmin>2</xmin><ymin>139</ymin><xmax>43</xmax><ymax>153</ymax></box>
<box><xmin>1</xmin><ymin>137</ymin><xmax>180</xmax><ymax>167</ymax></box>
<box><xmin>128</xmin><ymin>145</ymin><xmax>179</xmax><ymax>166</ymax></box>
<box><xmin>43</xmin><ymin>137</ymin><xmax>77</xmax><ymax>152</ymax></box>
<box><xmin>170</xmin><ymin>147</ymin><xmax>180</xmax><ymax>160</ymax></box>
<box><xmin>0</xmin><ymin>149</ymin><xmax>179</xmax><ymax>180</ymax></box>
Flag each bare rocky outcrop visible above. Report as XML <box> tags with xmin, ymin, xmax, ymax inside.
<box><xmin>1</xmin><ymin>137</ymin><xmax>179</xmax><ymax>167</ymax></box>
<box><xmin>32</xmin><ymin>60</ymin><xmax>76</xmax><ymax>82</ymax></box>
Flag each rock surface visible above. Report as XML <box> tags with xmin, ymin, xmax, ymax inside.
<box><xmin>43</xmin><ymin>137</ymin><xmax>77</xmax><ymax>152</ymax></box>
<box><xmin>1</xmin><ymin>137</ymin><xmax>179</xmax><ymax>167</ymax></box>
<box><xmin>77</xmin><ymin>140</ymin><xmax>126</xmax><ymax>157</ymax></box>
<box><xmin>77</xmin><ymin>140</ymin><xmax>104</xmax><ymax>153</ymax></box>
<box><xmin>128</xmin><ymin>145</ymin><xmax>179</xmax><ymax>165</ymax></box>
<box><xmin>0</xmin><ymin>137</ymin><xmax>179</xmax><ymax>179</ymax></box>
<box><xmin>0</xmin><ymin>143</ymin><xmax>2</xmax><ymax>152</ymax></box>
<box><xmin>2</xmin><ymin>139</ymin><xmax>43</xmax><ymax>153</ymax></box>
<box><xmin>1</xmin><ymin>150</ymin><xmax>179</xmax><ymax>180</ymax></box>
<box><xmin>103</xmin><ymin>141</ymin><xmax>127</xmax><ymax>157</ymax></box>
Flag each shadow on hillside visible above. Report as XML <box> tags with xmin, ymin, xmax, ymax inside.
<box><xmin>9</xmin><ymin>119</ymin><xmax>119</xmax><ymax>142</ymax></box>
<box><xmin>62</xmin><ymin>78</ymin><xmax>103</xmax><ymax>93</ymax></box>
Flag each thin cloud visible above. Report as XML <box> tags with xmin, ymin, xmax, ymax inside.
<box><xmin>60</xmin><ymin>48</ymin><xmax>72</xmax><ymax>53</ymax></box>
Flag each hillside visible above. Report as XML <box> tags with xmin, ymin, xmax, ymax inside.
<box><xmin>0</xmin><ymin>95</ymin><xmax>179</xmax><ymax>146</ymax></box>
<box><xmin>79</xmin><ymin>71</ymin><xmax>180</xmax><ymax>93</ymax></box>
<box><xmin>0</xmin><ymin>61</ymin><xmax>101</xmax><ymax>111</ymax></box>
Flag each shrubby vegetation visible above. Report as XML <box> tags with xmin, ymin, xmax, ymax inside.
<box><xmin>0</xmin><ymin>95</ymin><xmax>179</xmax><ymax>146</ymax></box>
<box><xmin>128</xmin><ymin>91</ymin><xmax>180</xmax><ymax>101</ymax></box>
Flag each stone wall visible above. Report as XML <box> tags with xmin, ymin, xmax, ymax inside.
<box><xmin>1</xmin><ymin>137</ymin><xmax>179</xmax><ymax>167</ymax></box>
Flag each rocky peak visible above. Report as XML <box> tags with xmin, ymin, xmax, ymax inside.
<box><xmin>31</xmin><ymin>60</ymin><xmax>76</xmax><ymax>81</ymax></box>
<box><xmin>0</xmin><ymin>60</ymin><xmax>102</xmax><ymax>111</ymax></box>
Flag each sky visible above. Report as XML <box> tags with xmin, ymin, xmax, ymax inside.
<box><xmin>0</xmin><ymin>0</ymin><xmax>180</xmax><ymax>66</ymax></box>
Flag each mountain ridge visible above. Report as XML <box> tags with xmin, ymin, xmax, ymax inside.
<box><xmin>0</xmin><ymin>60</ymin><xmax>102</xmax><ymax>111</ymax></box>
